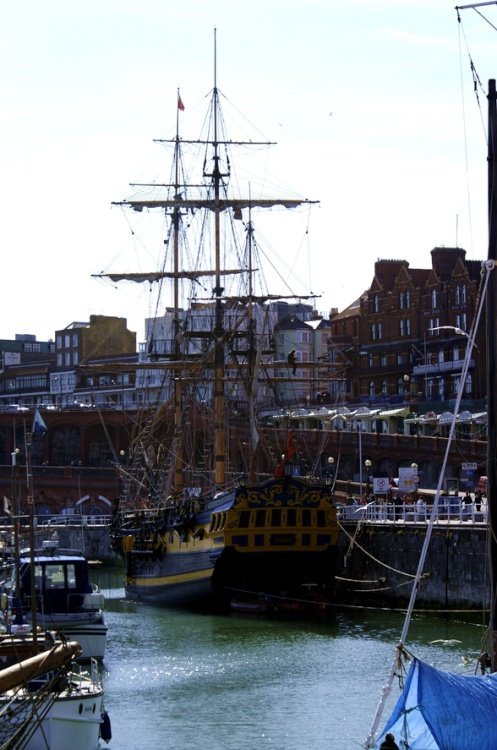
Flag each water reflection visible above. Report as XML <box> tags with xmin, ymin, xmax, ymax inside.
<box><xmin>94</xmin><ymin>568</ymin><xmax>485</xmax><ymax>750</ymax></box>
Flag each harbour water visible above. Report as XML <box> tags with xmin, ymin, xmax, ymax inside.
<box><xmin>96</xmin><ymin>569</ymin><xmax>487</xmax><ymax>750</ymax></box>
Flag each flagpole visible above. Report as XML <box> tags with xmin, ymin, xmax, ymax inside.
<box><xmin>11</xmin><ymin>446</ymin><xmax>21</xmax><ymax>601</ymax></box>
<box><xmin>24</xmin><ymin>424</ymin><xmax>38</xmax><ymax>647</ymax></box>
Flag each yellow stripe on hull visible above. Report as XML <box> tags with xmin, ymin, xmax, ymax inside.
<box><xmin>126</xmin><ymin>567</ymin><xmax>212</xmax><ymax>589</ymax></box>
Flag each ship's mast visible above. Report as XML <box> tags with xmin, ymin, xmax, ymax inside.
<box><xmin>173</xmin><ymin>88</ymin><xmax>184</xmax><ymax>496</ymax></box>
<box><xmin>211</xmin><ymin>29</ymin><xmax>227</xmax><ymax>489</ymax></box>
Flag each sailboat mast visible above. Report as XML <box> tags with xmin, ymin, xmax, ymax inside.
<box><xmin>211</xmin><ymin>28</ymin><xmax>226</xmax><ymax>489</ymax></box>
<box><xmin>486</xmin><ymin>78</ymin><xmax>497</xmax><ymax>670</ymax></box>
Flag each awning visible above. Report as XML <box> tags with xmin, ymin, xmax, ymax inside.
<box><xmin>377</xmin><ymin>407</ymin><xmax>408</xmax><ymax>418</ymax></box>
<box><xmin>473</xmin><ymin>411</ymin><xmax>487</xmax><ymax>423</ymax></box>
<box><xmin>438</xmin><ymin>411</ymin><xmax>454</xmax><ymax>424</ymax></box>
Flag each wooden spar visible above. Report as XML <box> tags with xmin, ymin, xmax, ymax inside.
<box><xmin>0</xmin><ymin>641</ymin><xmax>81</xmax><ymax>693</ymax></box>
<box><xmin>456</xmin><ymin>2</ymin><xmax>497</xmax><ymax>10</ymax></box>
<box><xmin>487</xmin><ymin>78</ymin><xmax>497</xmax><ymax>670</ymax></box>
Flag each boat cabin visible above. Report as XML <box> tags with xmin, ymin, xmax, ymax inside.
<box><xmin>16</xmin><ymin>541</ymin><xmax>100</xmax><ymax>615</ymax></box>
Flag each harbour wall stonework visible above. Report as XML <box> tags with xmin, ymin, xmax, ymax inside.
<box><xmin>337</xmin><ymin>522</ymin><xmax>489</xmax><ymax>610</ymax></box>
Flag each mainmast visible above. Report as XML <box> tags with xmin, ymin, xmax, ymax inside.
<box><xmin>211</xmin><ymin>29</ymin><xmax>227</xmax><ymax>489</ymax></box>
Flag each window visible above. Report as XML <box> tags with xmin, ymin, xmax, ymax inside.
<box><xmin>455</xmin><ymin>285</ymin><xmax>467</xmax><ymax>305</ymax></box>
<box><xmin>370</xmin><ymin>323</ymin><xmax>383</xmax><ymax>341</ymax></box>
<box><xmin>368</xmin><ymin>354</ymin><xmax>374</xmax><ymax>367</ymax></box>
<box><xmin>372</xmin><ymin>294</ymin><xmax>380</xmax><ymax>313</ymax></box>
<box><xmin>44</xmin><ymin>563</ymin><xmax>66</xmax><ymax>589</ymax></box>
<box><xmin>397</xmin><ymin>353</ymin><xmax>404</xmax><ymax>365</ymax></box>
<box><xmin>399</xmin><ymin>290</ymin><xmax>411</xmax><ymax>309</ymax></box>
<box><xmin>456</xmin><ymin>313</ymin><xmax>467</xmax><ymax>332</ymax></box>
<box><xmin>465</xmin><ymin>373</ymin><xmax>473</xmax><ymax>395</ymax></box>
<box><xmin>381</xmin><ymin>379</ymin><xmax>388</xmax><ymax>395</ymax></box>
<box><xmin>66</xmin><ymin>564</ymin><xmax>77</xmax><ymax>588</ymax></box>
<box><xmin>239</xmin><ymin>511</ymin><xmax>250</xmax><ymax>528</ymax></box>
<box><xmin>431</xmin><ymin>289</ymin><xmax>438</xmax><ymax>309</ymax></box>
<box><xmin>380</xmin><ymin>353</ymin><xmax>387</xmax><ymax>366</ymax></box>
<box><xmin>298</xmin><ymin>330</ymin><xmax>311</xmax><ymax>344</ymax></box>
<box><xmin>453</xmin><ymin>346</ymin><xmax>460</xmax><ymax>361</ymax></box>
<box><xmin>397</xmin><ymin>377</ymin><xmax>405</xmax><ymax>394</ymax></box>
<box><xmin>255</xmin><ymin>510</ymin><xmax>265</xmax><ymax>527</ymax></box>
<box><xmin>438</xmin><ymin>378</ymin><xmax>445</xmax><ymax>399</ymax></box>
<box><xmin>399</xmin><ymin>319</ymin><xmax>411</xmax><ymax>337</ymax></box>
<box><xmin>369</xmin><ymin>380</ymin><xmax>375</xmax><ymax>396</ymax></box>
<box><xmin>64</xmin><ymin>334</ymin><xmax>70</xmax><ymax>348</ymax></box>
<box><xmin>429</xmin><ymin>318</ymin><xmax>439</xmax><ymax>335</ymax></box>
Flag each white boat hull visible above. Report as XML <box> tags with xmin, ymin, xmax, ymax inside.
<box><xmin>27</xmin><ymin>691</ymin><xmax>104</xmax><ymax>750</ymax></box>
<box><xmin>20</xmin><ymin>612</ymin><xmax>108</xmax><ymax>661</ymax></box>
<box><xmin>7</xmin><ymin>680</ymin><xmax>104</xmax><ymax>750</ymax></box>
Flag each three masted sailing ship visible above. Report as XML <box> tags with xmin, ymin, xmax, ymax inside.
<box><xmin>105</xmin><ymin>36</ymin><xmax>340</xmax><ymax>611</ymax></box>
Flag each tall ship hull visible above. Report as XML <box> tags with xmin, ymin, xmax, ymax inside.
<box><xmin>116</xmin><ymin>476</ymin><xmax>339</xmax><ymax>608</ymax></box>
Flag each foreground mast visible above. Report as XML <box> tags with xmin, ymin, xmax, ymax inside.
<box><xmin>486</xmin><ymin>77</ymin><xmax>497</xmax><ymax>669</ymax></box>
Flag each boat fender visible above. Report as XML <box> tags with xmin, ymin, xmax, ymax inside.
<box><xmin>100</xmin><ymin>709</ymin><xmax>112</xmax><ymax>742</ymax></box>
<box><xmin>123</xmin><ymin>535</ymin><xmax>134</xmax><ymax>553</ymax></box>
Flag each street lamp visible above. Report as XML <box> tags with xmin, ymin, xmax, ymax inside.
<box><xmin>326</xmin><ymin>456</ymin><xmax>335</xmax><ymax>486</ymax></box>
<box><xmin>411</xmin><ymin>462</ymin><xmax>419</xmax><ymax>500</ymax></box>
<box><xmin>365</xmin><ymin>458</ymin><xmax>372</xmax><ymax>498</ymax></box>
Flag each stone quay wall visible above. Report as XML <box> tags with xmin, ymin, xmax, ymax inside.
<box><xmin>337</xmin><ymin>521</ymin><xmax>489</xmax><ymax>610</ymax></box>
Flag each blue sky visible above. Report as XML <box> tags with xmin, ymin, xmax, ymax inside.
<box><xmin>2</xmin><ymin>0</ymin><xmax>496</xmax><ymax>341</ymax></box>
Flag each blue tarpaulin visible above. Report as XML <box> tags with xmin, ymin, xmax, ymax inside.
<box><xmin>376</xmin><ymin>658</ymin><xmax>497</xmax><ymax>749</ymax></box>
